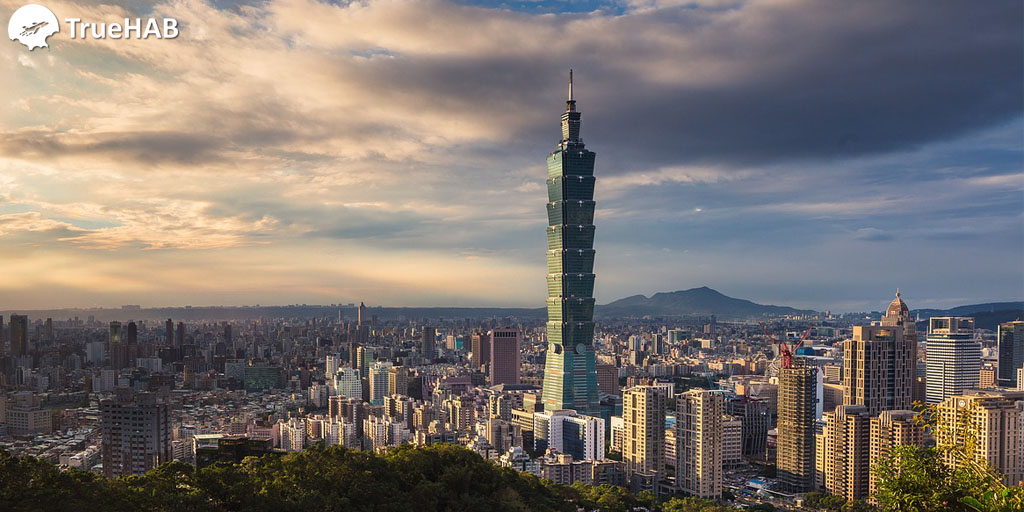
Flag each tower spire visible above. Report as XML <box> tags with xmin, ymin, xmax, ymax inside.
<box><xmin>569</xmin><ymin>68</ymin><xmax>573</xmax><ymax>101</ymax></box>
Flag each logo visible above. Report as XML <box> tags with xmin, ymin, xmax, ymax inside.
<box><xmin>8</xmin><ymin>4</ymin><xmax>59</xmax><ymax>50</ymax></box>
<box><xmin>8</xmin><ymin>3</ymin><xmax>178</xmax><ymax>50</ymax></box>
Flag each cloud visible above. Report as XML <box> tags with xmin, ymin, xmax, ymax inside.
<box><xmin>852</xmin><ymin>228</ymin><xmax>894</xmax><ymax>242</ymax></box>
<box><xmin>0</xmin><ymin>0</ymin><xmax>1020</xmax><ymax>309</ymax></box>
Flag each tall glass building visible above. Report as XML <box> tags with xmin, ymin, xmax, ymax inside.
<box><xmin>541</xmin><ymin>71</ymin><xmax>600</xmax><ymax>416</ymax></box>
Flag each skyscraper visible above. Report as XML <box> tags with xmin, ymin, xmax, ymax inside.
<box><xmin>777</xmin><ymin>361</ymin><xmax>817</xmax><ymax>493</ymax></box>
<box><xmin>471</xmin><ymin>332</ymin><xmax>491</xmax><ymax>372</ymax></box>
<box><xmin>541</xmin><ymin>70</ymin><xmax>600</xmax><ymax>416</ymax></box>
<box><xmin>997</xmin><ymin>320</ymin><xmax>1024</xmax><ymax>388</ymax></box>
<box><xmin>165</xmin><ymin>319</ymin><xmax>174</xmax><ymax>347</ymax></box>
<box><xmin>489</xmin><ymin>328</ymin><xmax>521</xmax><ymax>386</ymax></box>
<box><xmin>843</xmin><ymin>324</ymin><xmax>914</xmax><ymax>415</ymax></box>
<box><xmin>9</xmin><ymin>314</ymin><xmax>28</xmax><ymax>357</ymax></box>
<box><xmin>926</xmin><ymin>317</ymin><xmax>980</xmax><ymax>404</ymax></box>
<box><xmin>421</xmin><ymin>326</ymin><xmax>436</xmax><ymax>359</ymax></box>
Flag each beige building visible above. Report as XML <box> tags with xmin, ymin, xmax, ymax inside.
<box><xmin>673</xmin><ymin>389</ymin><xmax>724</xmax><ymax>498</ymax></box>
<box><xmin>978</xmin><ymin>368</ymin><xmax>996</xmax><ymax>389</ymax></box>
<box><xmin>623</xmin><ymin>385</ymin><xmax>668</xmax><ymax>480</ymax></box>
<box><xmin>936</xmin><ymin>390</ymin><xmax>1024</xmax><ymax>487</ymax></box>
<box><xmin>723</xmin><ymin>415</ymin><xmax>743</xmax><ymax>467</ymax></box>
<box><xmin>820</xmin><ymin>405</ymin><xmax>872</xmax><ymax>501</ymax></box>
<box><xmin>868</xmin><ymin>410</ymin><xmax>924</xmax><ymax>498</ymax></box>
<box><xmin>843</xmin><ymin>324</ymin><xmax>915</xmax><ymax>415</ymax></box>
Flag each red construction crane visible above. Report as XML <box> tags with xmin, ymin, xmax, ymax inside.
<box><xmin>760</xmin><ymin>322</ymin><xmax>814</xmax><ymax>369</ymax></box>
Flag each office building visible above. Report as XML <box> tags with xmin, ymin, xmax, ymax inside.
<box><xmin>9</xmin><ymin>314</ymin><xmax>28</xmax><ymax>357</ymax></box>
<box><xmin>777</xmin><ymin>362</ymin><xmax>817</xmax><ymax>492</ymax></box>
<box><xmin>101</xmin><ymin>390</ymin><xmax>172</xmax><ymax>477</ymax></box>
<box><xmin>540</xmin><ymin>409</ymin><xmax>605</xmax><ymax>461</ymax></box>
<box><xmin>541</xmin><ymin>71</ymin><xmax>600</xmax><ymax>416</ymax></box>
<box><xmin>844</xmin><ymin>324</ymin><xmax>914</xmax><ymax>415</ymax></box>
<box><xmin>471</xmin><ymin>332</ymin><xmax>491</xmax><ymax>372</ymax></box>
<box><xmin>727</xmin><ymin>396</ymin><xmax>771</xmax><ymax>459</ymax></box>
<box><xmin>421</xmin><ymin>326</ymin><xmax>436</xmax><ymax>358</ymax></box>
<box><xmin>596</xmin><ymin>363</ymin><xmax>619</xmax><ymax>396</ymax></box>
<box><xmin>489</xmin><ymin>328</ymin><xmax>521</xmax><ymax>386</ymax></box>
<box><xmin>673</xmin><ymin>389</ymin><xmax>724</xmax><ymax>498</ymax></box>
<box><xmin>997</xmin><ymin>321</ymin><xmax>1024</xmax><ymax>388</ymax></box>
<box><xmin>926</xmin><ymin>317</ymin><xmax>980</xmax><ymax>404</ymax></box>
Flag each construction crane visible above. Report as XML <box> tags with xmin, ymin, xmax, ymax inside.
<box><xmin>760</xmin><ymin>322</ymin><xmax>814</xmax><ymax>369</ymax></box>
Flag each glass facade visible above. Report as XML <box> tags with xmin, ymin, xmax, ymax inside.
<box><xmin>541</xmin><ymin>85</ymin><xmax>600</xmax><ymax>416</ymax></box>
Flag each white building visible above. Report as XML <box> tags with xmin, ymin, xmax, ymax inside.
<box><xmin>926</xmin><ymin>317</ymin><xmax>981</xmax><ymax>404</ymax></box>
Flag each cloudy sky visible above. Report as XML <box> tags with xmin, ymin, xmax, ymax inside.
<box><xmin>1</xmin><ymin>0</ymin><xmax>1021</xmax><ymax>312</ymax></box>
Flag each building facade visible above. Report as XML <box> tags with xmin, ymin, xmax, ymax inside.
<box><xmin>997</xmin><ymin>321</ymin><xmax>1024</xmax><ymax>388</ymax></box>
<box><xmin>926</xmin><ymin>317</ymin><xmax>980</xmax><ymax>404</ymax></box>
<box><xmin>489</xmin><ymin>328</ymin><xmax>521</xmax><ymax>386</ymax></box>
<box><xmin>100</xmin><ymin>390</ymin><xmax>172</xmax><ymax>477</ymax></box>
<box><xmin>541</xmin><ymin>72</ymin><xmax>600</xmax><ymax>416</ymax></box>
<box><xmin>777</xmin><ymin>362</ymin><xmax>817</xmax><ymax>492</ymax></box>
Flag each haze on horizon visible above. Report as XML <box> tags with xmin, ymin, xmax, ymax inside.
<box><xmin>1</xmin><ymin>0</ymin><xmax>1022</xmax><ymax>313</ymax></box>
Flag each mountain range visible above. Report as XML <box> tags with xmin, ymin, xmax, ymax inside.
<box><xmin>595</xmin><ymin>286</ymin><xmax>814</xmax><ymax>319</ymax></box>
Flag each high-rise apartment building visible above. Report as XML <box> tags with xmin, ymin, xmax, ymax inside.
<box><xmin>868</xmin><ymin>410</ymin><xmax>924</xmax><ymax>498</ymax></box>
<box><xmin>541</xmin><ymin>71</ymin><xmax>600</xmax><ymax>416</ymax></box>
<box><xmin>100</xmin><ymin>390</ymin><xmax>171</xmax><ymax>477</ymax></box>
<box><xmin>777</xmin><ymin>362</ymin><xmax>817</xmax><ymax>492</ymax></box>
<box><xmin>489</xmin><ymin>328</ymin><xmax>521</xmax><ymax>386</ymax></box>
<box><xmin>622</xmin><ymin>385</ymin><xmax>668</xmax><ymax>480</ymax></box>
<box><xmin>936</xmin><ymin>390</ymin><xmax>1023</xmax><ymax>487</ymax></box>
<box><xmin>819</xmin><ymin>405</ymin><xmax>872</xmax><ymax>501</ymax></box>
<box><xmin>926</xmin><ymin>317</ymin><xmax>980</xmax><ymax>404</ymax></box>
<box><xmin>672</xmin><ymin>389</ymin><xmax>724</xmax><ymax>498</ymax></box>
<box><xmin>843</xmin><ymin>324</ymin><xmax>914</xmax><ymax>414</ymax></box>
<box><xmin>997</xmin><ymin>321</ymin><xmax>1024</xmax><ymax>388</ymax></box>
<box><xmin>369</xmin><ymin>361</ymin><xmax>392</xmax><ymax>405</ymax></box>
<box><xmin>388</xmin><ymin>365</ymin><xmax>409</xmax><ymax>396</ymax></box>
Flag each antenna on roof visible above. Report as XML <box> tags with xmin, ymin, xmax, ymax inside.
<box><xmin>569</xmin><ymin>69</ymin><xmax>573</xmax><ymax>101</ymax></box>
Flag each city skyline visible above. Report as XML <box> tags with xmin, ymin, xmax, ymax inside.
<box><xmin>2</xmin><ymin>0</ymin><xmax>1022</xmax><ymax>312</ymax></box>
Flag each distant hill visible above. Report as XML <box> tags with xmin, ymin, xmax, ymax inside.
<box><xmin>912</xmin><ymin>301</ymin><xmax>1023</xmax><ymax>318</ymax></box>
<box><xmin>912</xmin><ymin>302</ymin><xmax>1023</xmax><ymax>331</ymax></box>
<box><xmin>596</xmin><ymin>286</ymin><xmax>814</xmax><ymax>319</ymax></box>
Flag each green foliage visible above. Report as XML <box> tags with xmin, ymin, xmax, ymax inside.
<box><xmin>661</xmin><ymin>497</ymin><xmax>733</xmax><ymax>512</ymax></box>
<box><xmin>870</xmin><ymin>401</ymin><xmax>1024</xmax><ymax>512</ymax></box>
<box><xmin>0</xmin><ymin>445</ymin><xmax>577</xmax><ymax>512</ymax></box>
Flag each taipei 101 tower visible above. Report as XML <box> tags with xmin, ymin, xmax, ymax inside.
<box><xmin>540</xmin><ymin>70</ymin><xmax>600</xmax><ymax>416</ymax></box>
